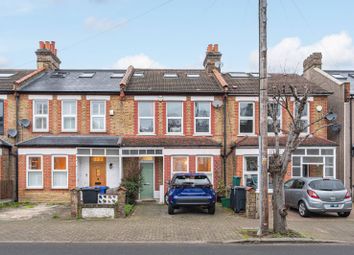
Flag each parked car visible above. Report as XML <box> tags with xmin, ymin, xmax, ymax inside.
<box><xmin>166</xmin><ymin>173</ymin><xmax>216</xmax><ymax>215</ymax></box>
<box><xmin>285</xmin><ymin>177</ymin><xmax>352</xmax><ymax>217</ymax></box>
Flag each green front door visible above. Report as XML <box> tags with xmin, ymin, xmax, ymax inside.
<box><xmin>140</xmin><ymin>162</ymin><xmax>154</xmax><ymax>200</ymax></box>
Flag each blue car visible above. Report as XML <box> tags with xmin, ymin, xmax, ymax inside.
<box><xmin>166</xmin><ymin>173</ymin><xmax>216</xmax><ymax>215</ymax></box>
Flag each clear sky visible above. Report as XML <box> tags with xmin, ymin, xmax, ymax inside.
<box><xmin>1</xmin><ymin>0</ymin><xmax>354</xmax><ymax>73</ymax></box>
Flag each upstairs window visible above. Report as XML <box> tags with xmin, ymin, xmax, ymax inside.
<box><xmin>90</xmin><ymin>101</ymin><xmax>106</xmax><ymax>132</ymax></box>
<box><xmin>267</xmin><ymin>102</ymin><xmax>281</xmax><ymax>133</ymax></box>
<box><xmin>194</xmin><ymin>102</ymin><xmax>211</xmax><ymax>134</ymax></box>
<box><xmin>0</xmin><ymin>100</ymin><xmax>3</xmax><ymax>135</ymax></box>
<box><xmin>138</xmin><ymin>102</ymin><xmax>154</xmax><ymax>134</ymax></box>
<box><xmin>62</xmin><ymin>100</ymin><xmax>77</xmax><ymax>132</ymax></box>
<box><xmin>239</xmin><ymin>102</ymin><xmax>254</xmax><ymax>134</ymax></box>
<box><xmin>33</xmin><ymin>100</ymin><xmax>49</xmax><ymax>132</ymax></box>
<box><xmin>295</xmin><ymin>102</ymin><xmax>309</xmax><ymax>133</ymax></box>
<box><xmin>167</xmin><ymin>102</ymin><xmax>183</xmax><ymax>134</ymax></box>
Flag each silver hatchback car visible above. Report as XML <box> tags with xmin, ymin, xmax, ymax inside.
<box><xmin>285</xmin><ymin>177</ymin><xmax>352</xmax><ymax>217</ymax></box>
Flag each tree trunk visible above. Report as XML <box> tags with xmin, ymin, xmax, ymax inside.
<box><xmin>272</xmin><ymin>171</ymin><xmax>287</xmax><ymax>234</ymax></box>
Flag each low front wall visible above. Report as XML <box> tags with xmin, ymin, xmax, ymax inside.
<box><xmin>18</xmin><ymin>154</ymin><xmax>76</xmax><ymax>203</ymax></box>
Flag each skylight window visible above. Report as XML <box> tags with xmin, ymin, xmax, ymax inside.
<box><xmin>187</xmin><ymin>73</ymin><xmax>200</xmax><ymax>78</ymax></box>
<box><xmin>79</xmin><ymin>72</ymin><xmax>95</xmax><ymax>78</ymax></box>
<box><xmin>110</xmin><ymin>73</ymin><xmax>125</xmax><ymax>78</ymax></box>
<box><xmin>0</xmin><ymin>73</ymin><xmax>15</xmax><ymax>79</ymax></box>
<box><xmin>228</xmin><ymin>72</ymin><xmax>249</xmax><ymax>78</ymax></box>
<box><xmin>349</xmin><ymin>74</ymin><xmax>354</xmax><ymax>78</ymax></box>
<box><xmin>50</xmin><ymin>71</ymin><xmax>68</xmax><ymax>78</ymax></box>
<box><xmin>332</xmin><ymin>74</ymin><xmax>346</xmax><ymax>80</ymax></box>
<box><xmin>250</xmin><ymin>73</ymin><xmax>259</xmax><ymax>77</ymax></box>
<box><xmin>133</xmin><ymin>72</ymin><xmax>144</xmax><ymax>77</ymax></box>
<box><xmin>164</xmin><ymin>73</ymin><xmax>178</xmax><ymax>78</ymax></box>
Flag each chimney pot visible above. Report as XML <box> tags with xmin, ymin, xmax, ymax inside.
<box><xmin>213</xmin><ymin>44</ymin><xmax>219</xmax><ymax>52</ymax></box>
<box><xmin>39</xmin><ymin>41</ymin><xmax>45</xmax><ymax>49</ymax></box>
<box><xmin>207</xmin><ymin>44</ymin><xmax>213</xmax><ymax>52</ymax></box>
<box><xmin>45</xmin><ymin>41</ymin><xmax>50</xmax><ymax>50</ymax></box>
<box><xmin>36</xmin><ymin>40</ymin><xmax>61</xmax><ymax>70</ymax></box>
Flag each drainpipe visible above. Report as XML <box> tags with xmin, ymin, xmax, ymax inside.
<box><xmin>350</xmin><ymin>96</ymin><xmax>353</xmax><ymax>194</ymax></box>
<box><xmin>14</xmin><ymin>92</ymin><xmax>19</xmax><ymax>202</ymax></box>
<box><xmin>223</xmin><ymin>92</ymin><xmax>227</xmax><ymax>186</ymax></box>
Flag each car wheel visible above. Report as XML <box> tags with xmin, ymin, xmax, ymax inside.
<box><xmin>168</xmin><ymin>204</ymin><xmax>174</xmax><ymax>215</ymax></box>
<box><xmin>208</xmin><ymin>204</ymin><xmax>215</xmax><ymax>215</ymax></box>
<box><xmin>338</xmin><ymin>212</ymin><xmax>351</xmax><ymax>217</ymax></box>
<box><xmin>164</xmin><ymin>193</ymin><xmax>169</xmax><ymax>205</ymax></box>
<box><xmin>298</xmin><ymin>201</ymin><xmax>310</xmax><ymax>217</ymax></box>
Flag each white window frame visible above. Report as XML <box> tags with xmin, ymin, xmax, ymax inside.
<box><xmin>138</xmin><ymin>101</ymin><xmax>155</xmax><ymax>135</ymax></box>
<box><xmin>52</xmin><ymin>155</ymin><xmax>69</xmax><ymax>189</ymax></box>
<box><xmin>294</xmin><ymin>101</ymin><xmax>310</xmax><ymax>134</ymax></box>
<box><xmin>267</xmin><ymin>101</ymin><xmax>282</xmax><ymax>135</ymax></box>
<box><xmin>33</xmin><ymin>100</ymin><xmax>49</xmax><ymax>132</ymax></box>
<box><xmin>238</xmin><ymin>102</ymin><xmax>255</xmax><ymax>135</ymax></box>
<box><xmin>195</xmin><ymin>156</ymin><xmax>213</xmax><ymax>183</ymax></box>
<box><xmin>194</xmin><ymin>101</ymin><xmax>211</xmax><ymax>135</ymax></box>
<box><xmin>166</xmin><ymin>102</ymin><xmax>183</xmax><ymax>135</ymax></box>
<box><xmin>243</xmin><ymin>155</ymin><xmax>258</xmax><ymax>186</ymax></box>
<box><xmin>26</xmin><ymin>155</ymin><xmax>43</xmax><ymax>189</ymax></box>
<box><xmin>171</xmin><ymin>156</ymin><xmax>189</xmax><ymax>175</ymax></box>
<box><xmin>90</xmin><ymin>100</ymin><xmax>106</xmax><ymax>132</ymax></box>
<box><xmin>62</xmin><ymin>100</ymin><xmax>77</xmax><ymax>132</ymax></box>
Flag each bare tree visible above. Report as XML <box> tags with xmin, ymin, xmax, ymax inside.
<box><xmin>268</xmin><ymin>82</ymin><xmax>331</xmax><ymax>234</ymax></box>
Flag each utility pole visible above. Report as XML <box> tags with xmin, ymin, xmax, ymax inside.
<box><xmin>258</xmin><ymin>0</ymin><xmax>269</xmax><ymax>235</ymax></box>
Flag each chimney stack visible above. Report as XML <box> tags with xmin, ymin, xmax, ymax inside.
<box><xmin>303</xmin><ymin>52</ymin><xmax>322</xmax><ymax>73</ymax></box>
<box><xmin>36</xmin><ymin>40</ymin><xmax>61</xmax><ymax>70</ymax></box>
<box><xmin>203</xmin><ymin>43</ymin><xmax>222</xmax><ymax>73</ymax></box>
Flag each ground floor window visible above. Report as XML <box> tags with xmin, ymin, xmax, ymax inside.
<box><xmin>196</xmin><ymin>156</ymin><xmax>213</xmax><ymax>183</ymax></box>
<box><xmin>292</xmin><ymin>148</ymin><xmax>335</xmax><ymax>178</ymax></box>
<box><xmin>27</xmin><ymin>156</ymin><xmax>43</xmax><ymax>188</ymax></box>
<box><xmin>171</xmin><ymin>156</ymin><xmax>188</xmax><ymax>174</ymax></box>
<box><xmin>243</xmin><ymin>156</ymin><xmax>273</xmax><ymax>190</ymax></box>
<box><xmin>52</xmin><ymin>156</ymin><xmax>68</xmax><ymax>188</ymax></box>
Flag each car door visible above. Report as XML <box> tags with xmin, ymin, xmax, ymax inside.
<box><xmin>284</xmin><ymin>179</ymin><xmax>295</xmax><ymax>207</ymax></box>
<box><xmin>292</xmin><ymin>179</ymin><xmax>305</xmax><ymax>207</ymax></box>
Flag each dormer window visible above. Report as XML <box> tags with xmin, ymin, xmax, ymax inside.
<box><xmin>164</xmin><ymin>73</ymin><xmax>178</xmax><ymax>78</ymax></box>
<box><xmin>79</xmin><ymin>72</ymin><xmax>95</xmax><ymax>78</ymax></box>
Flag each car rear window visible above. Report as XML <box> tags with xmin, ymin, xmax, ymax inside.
<box><xmin>309</xmin><ymin>179</ymin><xmax>345</xmax><ymax>191</ymax></box>
<box><xmin>173</xmin><ymin>175</ymin><xmax>211</xmax><ymax>186</ymax></box>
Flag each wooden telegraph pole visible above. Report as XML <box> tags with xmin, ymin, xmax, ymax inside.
<box><xmin>258</xmin><ymin>0</ymin><xmax>269</xmax><ymax>235</ymax></box>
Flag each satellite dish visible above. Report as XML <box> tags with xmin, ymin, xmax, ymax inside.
<box><xmin>18</xmin><ymin>119</ymin><xmax>31</xmax><ymax>128</ymax></box>
<box><xmin>8</xmin><ymin>129</ymin><xmax>18</xmax><ymax>138</ymax></box>
<box><xmin>212</xmin><ymin>100</ymin><xmax>223</xmax><ymax>108</ymax></box>
<box><xmin>329</xmin><ymin>124</ymin><xmax>341</xmax><ymax>134</ymax></box>
<box><xmin>325</xmin><ymin>112</ymin><xmax>337</xmax><ymax>122</ymax></box>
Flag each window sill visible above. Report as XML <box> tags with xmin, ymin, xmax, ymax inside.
<box><xmin>26</xmin><ymin>187</ymin><xmax>43</xmax><ymax>190</ymax></box>
<box><xmin>51</xmin><ymin>187</ymin><xmax>69</xmax><ymax>190</ymax></box>
<box><xmin>138</xmin><ymin>133</ymin><xmax>156</xmax><ymax>136</ymax></box>
<box><xmin>193</xmin><ymin>133</ymin><xmax>212</xmax><ymax>137</ymax></box>
<box><xmin>90</xmin><ymin>130</ymin><xmax>107</xmax><ymax>133</ymax></box>
<box><xmin>166</xmin><ymin>133</ymin><xmax>184</xmax><ymax>136</ymax></box>
<box><xmin>62</xmin><ymin>130</ymin><xmax>78</xmax><ymax>133</ymax></box>
<box><xmin>237</xmin><ymin>133</ymin><xmax>257</xmax><ymax>137</ymax></box>
<box><xmin>33</xmin><ymin>130</ymin><xmax>49</xmax><ymax>133</ymax></box>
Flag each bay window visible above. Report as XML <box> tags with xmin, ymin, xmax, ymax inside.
<box><xmin>90</xmin><ymin>100</ymin><xmax>106</xmax><ymax>132</ymax></box>
<box><xmin>27</xmin><ymin>156</ymin><xmax>43</xmax><ymax>188</ymax></box>
<box><xmin>239</xmin><ymin>102</ymin><xmax>254</xmax><ymax>134</ymax></box>
<box><xmin>33</xmin><ymin>100</ymin><xmax>49</xmax><ymax>132</ymax></box>
<box><xmin>196</xmin><ymin>156</ymin><xmax>213</xmax><ymax>182</ymax></box>
<box><xmin>62</xmin><ymin>100</ymin><xmax>77</xmax><ymax>132</ymax></box>
<box><xmin>171</xmin><ymin>156</ymin><xmax>188</xmax><ymax>173</ymax></box>
<box><xmin>52</xmin><ymin>156</ymin><xmax>68</xmax><ymax>189</ymax></box>
<box><xmin>138</xmin><ymin>102</ymin><xmax>154</xmax><ymax>134</ymax></box>
<box><xmin>167</xmin><ymin>102</ymin><xmax>183</xmax><ymax>134</ymax></box>
<box><xmin>195</xmin><ymin>102</ymin><xmax>211</xmax><ymax>134</ymax></box>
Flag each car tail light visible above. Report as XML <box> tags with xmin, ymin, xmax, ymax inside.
<box><xmin>307</xmin><ymin>190</ymin><xmax>320</xmax><ymax>199</ymax></box>
<box><xmin>345</xmin><ymin>190</ymin><xmax>351</xmax><ymax>199</ymax></box>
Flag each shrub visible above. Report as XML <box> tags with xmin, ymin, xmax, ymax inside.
<box><xmin>121</xmin><ymin>159</ymin><xmax>143</xmax><ymax>205</ymax></box>
<box><xmin>124</xmin><ymin>204</ymin><xmax>135</xmax><ymax>216</ymax></box>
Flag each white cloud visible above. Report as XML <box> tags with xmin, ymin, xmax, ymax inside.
<box><xmin>112</xmin><ymin>54</ymin><xmax>163</xmax><ymax>69</ymax></box>
<box><xmin>84</xmin><ymin>16</ymin><xmax>127</xmax><ymax>31</ymax></box>
<box><xmin>249</xmin><ymin>32</ymin><xmax>354</xmax><ymax>73</ymax></box>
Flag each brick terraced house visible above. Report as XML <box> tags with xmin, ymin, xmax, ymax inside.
<box><xmin>0</xmin><ymin>41</ymin><xmax>339</xmax><ymax>202</ymax></box>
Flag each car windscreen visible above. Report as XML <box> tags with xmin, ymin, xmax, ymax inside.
<box><xmin>173</xmin><ymin>175</ymin><xmax>211</xmax><ymax>186</ymax></box>
<box><xmin>309</xmin><ymin>179</ymin><xmax>345</xmax><ymax>191</ymax></box>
